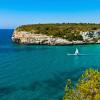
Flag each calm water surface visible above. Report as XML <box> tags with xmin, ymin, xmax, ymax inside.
<box><xmin>0</xmin><ymin>29</ymin><xmax>100</xmax><ymax>100</ymax></box>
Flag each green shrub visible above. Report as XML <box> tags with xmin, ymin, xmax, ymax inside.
<box><xmin>63</xmin><ymin>68</ymin><xmax>100</xmax><ymax>100</ymax></box>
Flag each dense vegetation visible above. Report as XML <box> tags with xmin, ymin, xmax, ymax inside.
<box><xmin>16</xmin><ymin>23</ymin><xmax>100</xmax><ymax>41</ymax></box>
<box><xmin>63</xmin><ymin>68</ymin><xmax>100</xmax><ymax>100</ymax></box>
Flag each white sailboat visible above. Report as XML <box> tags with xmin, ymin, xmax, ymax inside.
<box><xmin>67</xmin><ymin>48</ymin><xmax>79</xmax><ymax>56</ymax></box>
<box><xmin>74</xmin><ymin>48</ymin><xmax>79</xmax><ymax>55</ymax></box>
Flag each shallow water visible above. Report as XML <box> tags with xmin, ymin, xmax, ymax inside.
<box><xmin>0</xmin><ymin>29</ymin><xmax>100</xmax><ymax>100</ymax></box>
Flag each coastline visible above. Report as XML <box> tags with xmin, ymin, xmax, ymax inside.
<box><xmin>12</xmin><ymin>30</ymin><xmax>100</xmax><ymax>46</ymax></box>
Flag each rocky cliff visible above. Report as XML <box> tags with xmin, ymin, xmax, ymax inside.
<box><xmin>12</xmin><ymin>30</ymin><xmax>84</xmax><ymax>45</ymax></box>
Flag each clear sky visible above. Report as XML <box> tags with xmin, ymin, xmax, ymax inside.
<box><xmin>0</xmin><ymin>0</ymin><xmax>100</xmax><ymax>28</ymax></box>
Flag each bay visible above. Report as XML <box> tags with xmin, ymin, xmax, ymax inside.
<box><xmin>0</xmin><ymin>29</ymin><xmax>100</xmax><ymax>100</ymax></box>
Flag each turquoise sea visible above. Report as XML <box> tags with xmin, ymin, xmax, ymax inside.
<box><xmin>0</xmin><ymin>29</ymin><xmax>100</xmax><ymax>100</ymax></box>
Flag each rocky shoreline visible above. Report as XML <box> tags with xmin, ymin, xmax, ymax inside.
<box><xmin>12</xmin><ymin>30</ymin><xmax>100</xmax><ymax>45</ymax></box>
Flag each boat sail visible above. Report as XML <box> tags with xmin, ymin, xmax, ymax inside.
<box><xmin>75</xmin><ymin>48</ymin><xmax>79</xmax><ymax>55</ymax></box>
<box><xmin>67</xmin><ymin>48</ymin><xmax>80</xmax><ymax>56</ymax></box>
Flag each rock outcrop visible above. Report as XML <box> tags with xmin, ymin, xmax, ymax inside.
<box><xmin>12</xmin><ymin>30</ymin><xmax>84</xmax><ymax>45</ymax></box>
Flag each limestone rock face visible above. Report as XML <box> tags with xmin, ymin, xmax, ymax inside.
<box><xmin>12</xmin><ymin>30</ymin><xmax>84</xmax><ymax>45</ymax></box>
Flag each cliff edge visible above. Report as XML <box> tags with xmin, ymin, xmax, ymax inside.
<box><xmin>12</xmin><ymin>30</ymin><xmax>84</xmax><ymax>45</ymax></box>
<box><xmin>12</xmin><ymin>23</ymin><xmax>100</xmax><ymax>45</ymax></box>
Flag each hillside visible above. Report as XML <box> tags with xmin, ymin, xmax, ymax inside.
<box><xmin>16</xmin><ymin>23</ymin><xmax>100</xmax><ymax>41</ymax></box>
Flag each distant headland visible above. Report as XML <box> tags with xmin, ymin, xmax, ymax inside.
<box><xmin>12</xmin><ymin>23</ymin><xmax>100</xmax><ymax>45</ymax></box>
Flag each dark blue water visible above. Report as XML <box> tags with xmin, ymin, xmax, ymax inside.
<box><xmin>0</xmin><ymin>29</ymin><xmax>100</xmax><ymax>100</ymax></box>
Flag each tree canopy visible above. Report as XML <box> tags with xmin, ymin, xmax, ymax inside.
<box><xmin>16</xmin><ymin>23</ymin><xmax>100</xmax><ymax>41</ymax></box>
<box><xmin>63</xmin><ymin>68</ymin><xmax>100</xmax><ymax>100</ymax></box>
